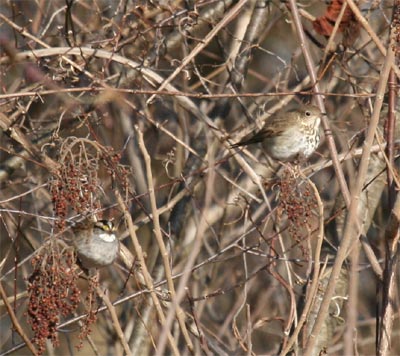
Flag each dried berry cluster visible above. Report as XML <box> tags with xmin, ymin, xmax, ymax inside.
<box><xmin>101</xmin><ymin>148</ymin><xmax>130</xmax><ymax>194</ymax></box>
<box><xmin>50</xmin><ymin>158</ymin><xmax>101</xmax><ymax>230</ymax></box>
<box><xmin>40</xmin><ymin>139</ymin><xmax>130</xmax><ymax>352</ymax></box>
<box><xmin>278</xmin><ymin>170</ymin><xmax>318</xmax><ymax>258</ymax></box>
<box><xmin>26</xmin><ymin>247</ymin><xmax>80</xmax><ymax>355</ymax></box>
<box><xmin>76</xmin><ymin>276</ymin><xmax>99</xmax><ymax>350</ymax></box>
<box><xmin>49</xmin><ymin>139</ymin><xmax>130</xmax><ymax>229</ymax></box>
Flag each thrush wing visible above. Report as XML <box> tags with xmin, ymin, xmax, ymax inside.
<box><xmin>231</xmin><ymin>126</ymin><xmax>283</xmax><ymax>148</ymax></box>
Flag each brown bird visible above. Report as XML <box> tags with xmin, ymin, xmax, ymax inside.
<box><xmin>231</xmin><ymin>105</ymin><xmax>322</xmax><ymax>162</ymax></box>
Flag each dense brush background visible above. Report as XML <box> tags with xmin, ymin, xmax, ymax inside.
<box><xmin>0</xmin><ymin>1</ymin><xmax>399</xmax><ymax>355</ymax></box>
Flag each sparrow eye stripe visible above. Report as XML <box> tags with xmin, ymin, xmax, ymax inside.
<box><xmin>95</xmin><ymin>220</ymin><xmax>115</xmax><ymax>231</ymax></box>
<box><xmin>106</xmin><ymin>221</ymin><xmax>115</xmax><ymax>231</ymax></box>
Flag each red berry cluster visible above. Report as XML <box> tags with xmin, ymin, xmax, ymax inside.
<box><xmin>277</xmin><ymin>169</ymin><xmax>319</xmax><ymax>259</ymax></box>
<box><xmin>26</xmin><ymin>247</ymin><xmax>80</xmax><ymax>355</ymax></box>
<box><xmin>101</xmin><ymin>148</ymin><xmax>131</xmax><ymax>193</ymax></box>
<box><xmin>50</xmin><ymin>178</ymin><xmax>68</xmax><ymax>229</ymax></box>
<box><xmin>50</xmin><ymin>156</ymin><xmax>101</xmax><ymax>230</ymax></box>
<box><xmin>50</xmin><ymin>140</ymin><xmax>131</xmax><ymax>229</ymax></box>
<box><xmin>76</xmin><ymin>276</ymin><xmax>99</xmax><ymax>350</ymax></box>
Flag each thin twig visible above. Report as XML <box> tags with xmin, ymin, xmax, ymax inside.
<box><xmin>146</xmin><ymin>0</ymin><xmax>249</xmax><ymax>104</ymax></box>
<box><xmin>287</xmin><ymin>0</ymin><xmax>351</xmax><ymax>208</ymax></box>
<box><xmin>344</xmin><ymin>0</ymin><xmax>400</xmax><ymax>78</ymax></box>
<box><xmin>135</xmin><ymin>126</ymin><xmax>194</xmax><ymax>353</ymax></box>
<box><xmin>0</xmin><ymin>281</ymin><xmax>38</xmax><ymax>355</ymax></box>
<box><xmin>115</xmin><ymin>190</ymin><xmax>180</xmax><ymax>356</ymax></box>
<box><xmin>95</xmin><ymin>285</ymin><xmax>132</xmax><ymax>356</ymax></box>
<box><xmin>155</xmin><ymin>136</ymin><xmax>217</xmax><ymax>355</ymax></box>
<box><xmin>378</xmin><ymin>188</ymin><xmax>400</xmax><ymax>353</ymax></box>
<box><xmin>304</xmin><ymin>27</ymin><xmax>395</xmax><ymax>356</ymax></box>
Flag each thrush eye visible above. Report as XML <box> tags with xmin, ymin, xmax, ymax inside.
<box><xmin>305</xmin><ymin>110</ymin><xmax>311</xmax><ymax>117</ymax></box>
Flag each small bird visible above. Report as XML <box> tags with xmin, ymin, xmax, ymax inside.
<box><xmin>231</xmin><ymin>105</ymin><xmax>322</xmax><ymax>162</ymax></box>
<box><xmin>72</xmin><ymin>219</ymin><xmax>119</xmax><ymax>270</ymax></box>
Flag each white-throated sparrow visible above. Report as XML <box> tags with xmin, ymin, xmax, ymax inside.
<box><xmin>72</xmin><ymin>219</ymin><xmax>119</xmax><ymax>270</ymax></box>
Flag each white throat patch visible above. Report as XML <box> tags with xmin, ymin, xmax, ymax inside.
<box><xmin>98</xmin><ymin>232</ymin><xmax>116</xmax><ymax>242</ymax></box>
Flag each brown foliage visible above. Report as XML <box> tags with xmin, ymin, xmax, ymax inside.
<box><xmin>0</xmin><ymin>1</ymin><xmax>398</xmax><ymax>355</ymax></box>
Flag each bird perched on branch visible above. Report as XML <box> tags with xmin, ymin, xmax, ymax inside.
<box><xmin>231</xmin><ymin>105</ymin><xmax>322</xmax><ymax>162</ymax></box>
<box><xmin>72</xmin><ymin>219</ymin><xmax>119</xmax><ymax>271</ymax></box>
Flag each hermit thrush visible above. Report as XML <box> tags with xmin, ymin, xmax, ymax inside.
<box><xmin>231</xmin><ymin>105</ymin><xmax>322</xmax><ymax>161</ymax></box>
